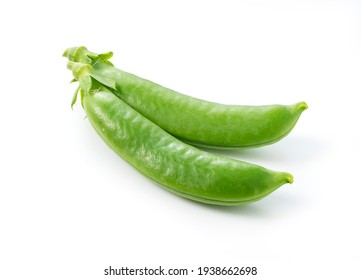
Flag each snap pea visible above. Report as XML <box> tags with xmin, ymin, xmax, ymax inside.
<box><xmin>64</xmin><ymin>46</ymin><xmax>307</xmax><ymax>149</ymax></box>
<box><xmin>67</xmin><ymin>63</ymin><xmax>293</xmax><ymax>205</ymax></box>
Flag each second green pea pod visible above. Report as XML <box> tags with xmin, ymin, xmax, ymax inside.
<box><xmin>64</xmin><ymin>46</ymin><xmax>307</xmax><ymax>149</ymax></box>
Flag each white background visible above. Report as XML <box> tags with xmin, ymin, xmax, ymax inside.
<box><xmin>1</xmin><ymin>0</ymin><xmax>360</xmax><ymax>279</ymax></box>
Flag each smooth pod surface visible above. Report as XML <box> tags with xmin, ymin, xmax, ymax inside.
<box><xmin>64</xmin><ymin>46</ymin><xmax>308</xmax><ymax>149</ymax></box>
<box><xmin>83</xmin><ymin>88</ymin><xmax>293</xmax><ymax>205</ymax></box>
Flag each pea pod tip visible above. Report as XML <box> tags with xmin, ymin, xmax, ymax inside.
<box><xmin>287</xmin><ymin>173</ymin><xmax>294</xmax><ymax>184</ymax></box>
<box><xmin>297</xmin><ymin>101</ymin><xmax>308</xmax><ymax>111</ymax></box>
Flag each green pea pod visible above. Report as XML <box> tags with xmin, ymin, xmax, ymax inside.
<box><xmin>84</xmin><ymin>88</ymin><xmax>293</xmax><ymax>205</ymax></box>
<box><xmin>64</xmin><ymin>46</ymin><xmax>307</xmax><ymax>150</ymax></box>
<box><xmin>67</xmin><ymin>63</ymin><xmax>293</xmax><ymax>206</ymax></box>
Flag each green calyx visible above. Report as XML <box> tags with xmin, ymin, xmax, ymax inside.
<box><xmin>63</xmin><ymin>46</ymin><xmax>116</xmax><ymax>108</ymax></box>
<box><xmin>63</xmin><ymin>46</ymin><xmax>114</xmax><ymax>66</ymax></box>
